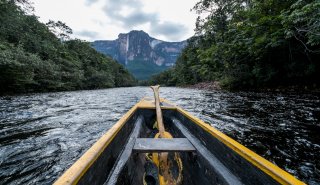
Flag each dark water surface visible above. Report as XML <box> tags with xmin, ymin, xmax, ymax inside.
<box><xmin>0</xmin><ymin>87</ymin><xmax>319</xmax><ymax>184</ymax></box>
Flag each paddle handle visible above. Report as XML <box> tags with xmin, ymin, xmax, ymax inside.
<box><xmin>151</xmin><ymin>85</ymin><xmax>165</xmax><ymax>136</ymax></box>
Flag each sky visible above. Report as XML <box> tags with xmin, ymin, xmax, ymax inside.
<box><xmin>30</xmin><ymin>0</ymin><xmax>199</xmax><ymax>42</ymax></box>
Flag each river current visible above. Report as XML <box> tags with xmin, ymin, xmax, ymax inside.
<box><xmin>0</xmin><ymin>87</ymin><xmax>319</xmax><ymax>184</ymax></box>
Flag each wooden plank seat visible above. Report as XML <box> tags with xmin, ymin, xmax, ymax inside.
<box><xmin>133</xmin><ymin>138</ymin><xmax>196</xmax><ymax>153</ymax></box>
<box><xmin>104</xmin><ymin>119</ymin><xmax>195</xmax><ymax>185</ymax></box>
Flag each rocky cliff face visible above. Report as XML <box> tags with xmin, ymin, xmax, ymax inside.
<box><xmin>91</xmin><ymin>30</ymin><xmax>187</xmax><ymax>80</ymax></box>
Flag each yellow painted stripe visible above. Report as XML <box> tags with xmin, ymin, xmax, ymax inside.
<box><xmin>137</xmin><ymin>97</ymin><xmax>176</xmax><ymax>110</ymax></box>
<box><xmin>176</xmin><ymin>107</ymin><xmax>305</xmax><ymax>185</ymax></box>
<box><xmin>53</xmin><ymin>101</ymin><xmax>142</xmax><ymax>185</ymax></box>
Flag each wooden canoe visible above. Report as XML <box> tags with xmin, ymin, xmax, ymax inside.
<box><xmin>54</xmin><ymin>98</ymin><xmax>305</xmax><ymax>185</ymax></box>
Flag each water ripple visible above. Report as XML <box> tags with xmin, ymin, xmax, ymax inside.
<box><xmin>0</xmin><ymin>87</ymin><xmax>319</xmax><ymax>184</ymax></box>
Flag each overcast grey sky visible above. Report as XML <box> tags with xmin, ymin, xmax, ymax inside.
<box><xmin>31</xmin><ymin>0</ymin><xmax>198</xmax><ymax>42</ymax></box>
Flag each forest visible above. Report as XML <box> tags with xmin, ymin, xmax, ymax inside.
<box><xmin>149</xmin><ymin>0</ymin><xmax>320</xmax><ymax>89</ymax></box>
<box><xmin>0</xmin><ymin>0</ymin><xmax>136</xmax><ymax>94</ymax></box>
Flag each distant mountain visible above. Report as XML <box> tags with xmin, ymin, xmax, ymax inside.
<box><xmin>91</xmin><ymin>30</ymin><xmax>187</xmax><ymax>80</ymax></box>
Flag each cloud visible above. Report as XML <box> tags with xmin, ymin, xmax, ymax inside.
<box><xmin>150</xmin><ymin>21</ymin><xmax>188</xmax><ymax>41</ymax></box>
<box><xmin>123</xmin><ymin>12</ymin><xmax>158</xmax><ymax>27</ymax></box>
<box><xmin>102</xmin><ymin>0</ymin><xmax>154</xmax><ymax>27</ymax></box>
<box><xmin>100</xmin><ymin>0</ymin><xmax>188</xmax><ymax>40</ymax></box>
<box><xmin>75</xmin><ymin>30</ymin><xmax>99</xmax><ymax>40</ymax></box>
<box><xmin>85</xmin><ymin>0</ymin><xmax>99</xmax><ymax>6</ymax></box>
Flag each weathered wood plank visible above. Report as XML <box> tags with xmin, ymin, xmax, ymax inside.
<box><xmin>171</xmin><ymin>117</ymin><xmax>243</xmax><ymax>185</ymax></box>
<box><xmin>104</xmin><ymin>115</ymin><xmax>143</xmax><ymax>185</ymax></box>
<box><xmin>133</xmin><ymin>138</ymin><xmax>196</xmax><ymax>152</ymax></box>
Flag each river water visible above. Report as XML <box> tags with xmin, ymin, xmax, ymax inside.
<box><xmin>0</xmin><ymin>87</ymin><xmax>319</xmax><ymax>184</ymax></box>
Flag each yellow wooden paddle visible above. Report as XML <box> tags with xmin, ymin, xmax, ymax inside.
<box><xmin>150</xmin><ymin>85</ymin><xmax>182</xmax><ymax>185</ymax></box>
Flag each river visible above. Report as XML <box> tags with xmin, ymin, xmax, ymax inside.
<box><xmin>0</xmin><ymin>87</ymin><xmax>319</xmax><ymax>184</ymax></box>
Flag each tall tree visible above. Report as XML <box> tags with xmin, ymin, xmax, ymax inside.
<box><xmin>46</xmin><ymin>20</ymin><xmax>73</xmax><ymax>41</ymax></box>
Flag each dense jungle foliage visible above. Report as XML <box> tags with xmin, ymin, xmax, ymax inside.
<box><xmin>0</xmin><ymin>0</ymin><xmax>136</xmax><ymax>94</ymax></box>
<box><xmin>150</xmin><ymin>0</ymin><xmax>320</xmax><ymax>89</ymax></box>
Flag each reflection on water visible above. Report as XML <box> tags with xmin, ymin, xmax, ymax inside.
<box><xmin>0</xmin><ymin>87</ymin><xmax>319</xmax><ymax>184</ymax></box>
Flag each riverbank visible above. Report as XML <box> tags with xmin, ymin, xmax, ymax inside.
<box><xmin>185</xmin><ymin>81</ymin><xmax>320</xmax><ymax>93</ymax></box>
<box><xmin>184</xmin><ymin>81</ymin><xmax>222</xmax><ymax>91</ymax></box>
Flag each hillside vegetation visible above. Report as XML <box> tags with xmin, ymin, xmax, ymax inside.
<box><xmin>0</xmin><ymin>0</ymin><xmax>135</xmax><ymax>94</ymax></box>
<box><xmin>150</xmin><ymin>0</ymin><xmax>320</xmax><ymax>89</ymax></box>
<box><xmin>126</xmin><ymin>60</ymin><xmax>168</xmax><ymax>80</ymax></box>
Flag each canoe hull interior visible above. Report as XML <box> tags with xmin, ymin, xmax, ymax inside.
<box><xmin>75</xmin><ymin>109</ymin><xmax>276</xmax><ymax>185</ymax></box>
<box><xmin>54</xmin><ymin>99</ymin><xmax>304</xmax><ymax>185</ymax></box>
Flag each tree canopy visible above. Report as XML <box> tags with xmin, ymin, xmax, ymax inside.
<box><xmin>150</xmin><ymin>0</ymin><xmax>320</xmax><ymax>89</ymax></box>
<box><xmin>0</xmin><ymin>0</ymin><xmax>136</xmax><ymax>94</ymax></box>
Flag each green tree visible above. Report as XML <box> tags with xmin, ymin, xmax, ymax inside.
<box><xmin>150</xmin><ymin>0</ymin><xmax>320</xmax><ymax>89</ymax></box>
<box><xmin>46</xmin><ymin>20</ymin><xmax>73</xmax><ymax>41</ymax></box>
<box><xmin>0</xmin><ymin>1</ymin><xmax>136</xmax><ymax>94</ymax></box>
